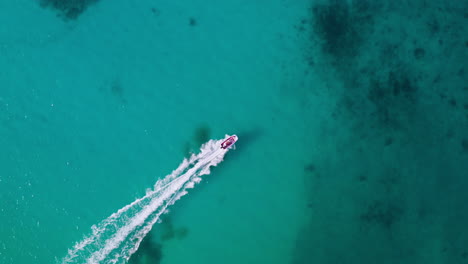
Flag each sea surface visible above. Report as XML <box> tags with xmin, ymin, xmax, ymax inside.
<box><xmin>0</xmin><ymin>1</ymin><xmax>467</xmax><ymax>263</ymax></box>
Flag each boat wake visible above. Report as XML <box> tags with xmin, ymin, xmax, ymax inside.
<box><xmin>62</xmin><ymin>135</ymin><xmax>235</xmax><ymax>264</ymax></box>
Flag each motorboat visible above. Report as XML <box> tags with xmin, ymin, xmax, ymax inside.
<box><xmin>221</xmin><ymin>135</ymin><xmax>238</xmax><ymax>149</ymax></box>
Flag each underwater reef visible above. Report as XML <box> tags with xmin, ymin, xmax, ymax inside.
<box><xmin>39</xmin><ymin>0</ymin><xmax>99</xmax><ymax>20</ymax></box>
<box><xmin>183</xmin><ymin>125</ymin><xmax>211</xmax><ymax>157</ymax></box>
<box><xmin>310</xmin><ymin>0</ymin><xmax>377</xmax><ymax>64</ymax></box>
<box><xmin>293</xmin><ymin>0</ymin><xmax>468</xmax><ymax>263</ymax></box>
<box><xmin>129</xmin><ymin>215</ymin><xmax>189</xmax><ymax>264</ymax></box>
<box><xmin>128</xmin><ymin>232</ymin><xmax>163</xmax><ymax>264</ymax></box>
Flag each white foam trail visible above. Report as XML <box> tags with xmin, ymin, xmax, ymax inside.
<box><xmin>62</xmin><ymin>136</ymin><xmax>234</xmax><ymax>264</ymax></box>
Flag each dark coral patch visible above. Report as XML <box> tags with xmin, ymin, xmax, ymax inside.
<box><xmin>159</xmin><ymin>215</ymin><xmax>189</xmax><ymax>242</ymax></box>
<box><xmin>129</xmin><ymin>232</ymin><xmax>163</xmax><ymax>264</ymax></box>
<box><xmin>461</xmin><ymin>139</ymin><xmax>468</xmax><ymax>152</ymax></box>
<box><xmin>183</xmin><ymin>125</ymin><xmax>211</xmax><ymax>157</ymax></box>
<box><xmin>175</xmin><ymin>227</ymin><xmax>189</xmax><ymax>239</ymax></box>
<box><xmin>384</xmin><ymin>137</ymin><xmax>394</xmax><ymax>146</ymax></box>
<box><xmin>367</xmin><ymin>68</ymin><xmax>418</xmax><ymax>126</ymax></box>
<box><xmin>413</xmin><ymin>47</ymin><xmax>426</xmax><ymax>59</ymax></box>
<box><xmin>360</xmin><ymin>201</ymin><xmax>403</xmax><ymax>229</ymax></box>
<box><xmin>309</xmin><ymin>0</ymin><xmax>376</xmax><ymax>62</ymax></box>
<box><xmin>388</xmin><ymin>70</ymin><xmax>418</xmax><ymax>102</ymax></box>
<box><xmin>151</xmin><ymin>8</ymin><xmax>160</xmax><ymax>16</ymax></box>
<box><xmin>189</xmin><ymin>17</ymin><xmax>197</xmax><ymax>26</ymax></box>
<box><xmin>304</xmin><ymin>163</ymin><xmax>316</xmax><ymax>172</ymax></box>
<box><xmin>311</xmin><ymin>0</ymin><xmax>354</xmax><ymax>58</ymax></box>
<box><xmin>194</xmin><ymin>125</ymin><xmax>210</xmax><ymax>146</ymax></box>
<box><xmin>39</xmin><ymin>0</ymin><xmax>99</xmax><ymax>20</ymax></box>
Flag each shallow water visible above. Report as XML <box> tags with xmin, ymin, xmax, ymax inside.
<box><xmin>0</xmin><ymin>1</ymin><xmax>467</xmax><ymax>263</ymax></box>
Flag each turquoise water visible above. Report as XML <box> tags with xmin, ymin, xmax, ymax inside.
<box><xmin>0</xmin><ymin>0</ymin><xmax>467</xmax><ymax>263</ymax></box>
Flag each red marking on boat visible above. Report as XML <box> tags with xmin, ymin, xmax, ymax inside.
<box><xmin>221</xmin><ymin>135</ymin><xmax>238</xmax><ymax>149</ymax></box>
